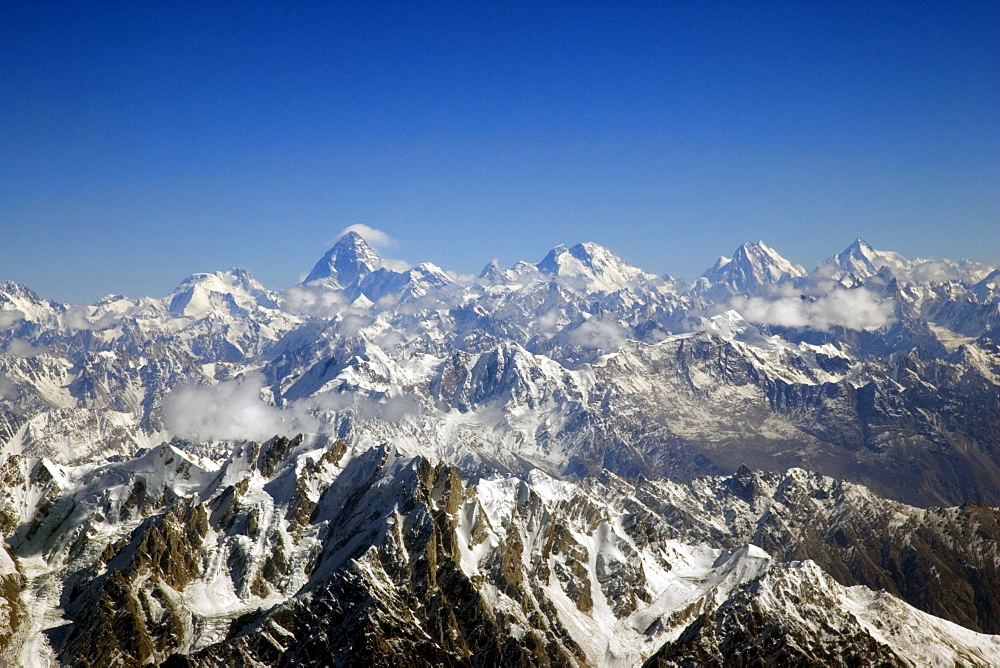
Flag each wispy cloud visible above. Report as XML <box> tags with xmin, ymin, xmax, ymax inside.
<box><xmin>445</xmin><ymin>270</ymin><xmax>477</xmax><ymax>284</ymax></box>
<box><xmin>0</xmin><ymin>310</ymin><xmax>25</xmax><ymax>328</ymax></box>
<box><xmin>162</xmin><ymin>368</ymin><xmax>426</xmax><ymax>443</ymax></box>
<box><xmin>0</xmin><ymin>374</ymin><xmax>16</xmax><ymax>399</ymax></box>
<box><xmin>328</xmin><ymin>224</ymin><xmax>395</xmax><ymax>249</ymax></box>
<box><xmin>306</xmin><ymin>391</ymin><xmax>422</xmax><ymax>423</ymax></box>
<box><xmin>281</xmin><ymin>284</ymin><xmax>348</xmax><ymax>317</ymax></box>
<box><xmin>163</xmin><ymin>372</ymin><xmax>319</xmax><ymax>441</ymax></box>
<box><xmin>5</xmin><ymin>339</ymin><xmax>51</xmax><ymax>358</ymax></box>
<box><xmin>566</xmin><ymin>316</ymin><xmax>628</xmax><ymax>350</ymax></box>
<box><xmin>61</xmin><ymin>306</ymin><xmax>118</xmax><ymax>331</ymax></box>
<box><xmin>379</xmin><ymin>258</ymin><xmax>412</xmax><ymax>272</ymax></box>
<box><xmin>732</xmin><ymin>287</ymin><xmax>894</xmax><ymax>332</ymax></box>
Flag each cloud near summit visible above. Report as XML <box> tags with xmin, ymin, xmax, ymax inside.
<box><xmin>328</xmin><ymin>224</ymin><xmax>395</xmax><ymax>249</ymax></box>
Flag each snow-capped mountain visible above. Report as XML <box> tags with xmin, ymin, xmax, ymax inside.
<box><xmin>824</xmin><ymin>237</ymin><xmax>911</xmax><ymax>283</ymax></box>
<box><xmin>700</xmin><ymin>240</ymin><xmax>806</xmax><ymax>295</ymax></box>
<box><xmin>537</xmin><ymin>242</ymin><xmax>661</xmax><ymax>295</ymax></box>
<box><xmin>0</xmin><ymin>235</ymin><xmax>998</xmax><ymax>664</ymax></box>
<box><xmin>302</xmin><ymin>231</ymin><xmax>383</xmax><ymax>288</ymax></box>
<box><xmin>817</xmin><ymin>237</ymin><xmax>995</xmax><ymax>288</ymax></box>
<box><xmin>168</xmin><ymin>267</ymin><xmax>279</xmax><ymax>318</ymax></box>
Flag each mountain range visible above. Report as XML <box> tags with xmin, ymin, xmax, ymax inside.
<box><xmin>0</xmin><ymin>234</ymin><xmax>998</xmax><ymax>665</ymax></box>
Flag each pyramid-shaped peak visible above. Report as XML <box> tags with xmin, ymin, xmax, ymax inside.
<box><xmin>335</xmin><ymin>230</ymin><xmax>367</xmax><ymax>246</ymax></box>
<box><xmin>832</xmin><ymin>239</ymin><xmax>875</xmax><ymax>273</ymax></box>
<box><xmin>840</xmin><ymin>238</ymin><xmax>877</xmax><ymax>260</ymax></box>
<box><xmin>303</xmin><ymin>232</ymin><xmax>382</xmax><ymax>287</ymax></box>
<box><xmin>829</xmin><ymin>238</ymin><xmax>911</xmax><ymax>281</ymax></box>
<box><xmin>478</xmin><ymin>259</ymin><xmax>503</xmax><ymax>279</ymax></box>
<box><xmin>703</xmin><ymin>241</ymin><xmax>805</xmax><ymax>290</ymax></box>
<box><xmin>734</xmin><ymin>241</ymin><xmax>801</xmax><ymax>269</ymax></box>
<box><xmin>328</xmin><ymin>231</ymin><xmax>381</xmax><ymax>260</ymax></box>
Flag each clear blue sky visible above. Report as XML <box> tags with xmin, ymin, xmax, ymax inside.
<box><xmin>2</xmin><ymin>1</ymin><xmax>997</xmax><ymax>303</ymax></box>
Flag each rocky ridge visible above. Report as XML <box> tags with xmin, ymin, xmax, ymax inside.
<box><xmin>1</xmin><ymin>236</ymin><xmax>999</xmax><ymax>664</ymax></box>
<box><xmin>0</xmin><ymin>435</ymin><xmax>997</xmax><ymax>665</ymax></box>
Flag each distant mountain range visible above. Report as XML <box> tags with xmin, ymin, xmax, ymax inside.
<box><xmin>0</xmin><ymin>235</ymin><xmax>998</xmax><ymax>665</ymax></box>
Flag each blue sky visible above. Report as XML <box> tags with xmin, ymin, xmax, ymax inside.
<box><xmin>2</xmin><ymin>1</ymin><xmax>997</xmax><ymax>303</ymax></box>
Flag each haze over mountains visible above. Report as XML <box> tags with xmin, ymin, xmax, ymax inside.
<box><xmin>0</xmin><ymin>234</ymin><xmax>998</xmax><ymax>665</ymax></box>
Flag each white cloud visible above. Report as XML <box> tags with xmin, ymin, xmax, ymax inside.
<box><xmin>161</xmin><ymin>368</ymin><xmax>425</xmax><ymax>443</ymax></box>
<box><xmin>338</xmin><ymin>311</ymin><xmax>375</xmax><ymax>338</ymax></box>
<box><xmin>372</xmin><ymin>327</ymin><xmax>406</xmax><ymax>350</ymax></box>
<box><xmin>5</xmin><ymin>339</ymin><xmax>51</xmax><ymax>358</ymax></box>
<box><xmin>536</xmin><ymin>310</ymin><xmax>564</xmax><ymax>334</ymax></box>
<box><xmin>909</xmin><ymin>260</ymin><xmax>961</xmax><ymax>284</ymax></box>
<box><xmin>62</xmin><ymin>306</ymin><xmax>118</xmax><ymax>331</ymax></box>
<box><xmin>0</xmin><ymin>373</ymin><xmax>17</xmax><ymax>399</ymax></box>
<box><xmin>378</xmin><ymin>258</ymin><xmax>412</xmax><ymax>272</ymax></box>
<box><xmin>732</xmin><ymin>287</ymin><xmax>894</xmax><ymax>332</ymax></box>
<box><xmin>445</xmin><ymin>270</ymin><xmax>476</xmax><ymax>284</ymax></box>
<box><xmin>566</xmin><ymin>316</ymin><xmax>628</xmax><ymax>350</ymax></box>
<box><xmin>329</xmin><ymin>224</ymin><xmax>395</xmax><ymax>249</ymax></box>
<box><xmin>163</xmin><ymin>372</ymin><xmax>319</xmax><ymax>441</ymax></box>
<box><xmin>306</xmin><ymin>390</ymin><xmax>421</xmax><ymax>423</ymax></box>
<box><xmin>280</xmin><ymin>285</ymin><xmax>347</xmax><ymax>318</ymax></box>
<box><xmin>0</xmin><ymin>310</ymin><xmax>25</xmax><ymax>329</ymax></box>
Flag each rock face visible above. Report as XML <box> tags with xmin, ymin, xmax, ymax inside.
<box><xmin>1</xmin><ymin>238</ymin><xmax>999</xmax><ymax>663</ymax></box>
<box><xmin>622</xmin><ymin>466</ymin><xmax>1000</xmax><ymax>635</ymax></box>
<box><xmin>644</xmin><ymin>562</ymin><xmax>904</xmax><ymax>667</ymax></box>
<box><xmin>0</xmin><ymin>435</ymin><xmax>997</xmax><ymax>665</ymax></box>
<box><xmin>0</xmin><ymin>543</ymin><xmax>26</xmax><ymax>667</ymax></box>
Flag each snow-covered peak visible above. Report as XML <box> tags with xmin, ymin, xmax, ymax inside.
<box><xmin>824</xmin><ymin>238</ymin><xmax>911</xmax><ymax>282</ymax></box>
<box><xmin>842</xmin><ymin>238</ymin><xmax>877</xmax><ymax>261</ymax></box>
<box><xmin>836</xmin><ymin>238</ymin><xmax>881</xmax><ymax>276</ymax></box>
<box><xmin>695</xmin><ymin>310</ymin><xmax>770</xmax><ymax>344</ymax></box>
<box><xmin>973</xmin><ymin>269</ymin><xmax>1000</xmax><ymax>301</ymax></box>
<box><xmin>702</xmin><ymin>241</ymin><xmax>806</xmax><ymax>293</ymax></box>
<box><xmin>478</xmin><ymin>259</ymin><xmax>543</xmax><ymax>288</ymax></box>
<box><xmin>811</xmin><ymin>239</ymin><xmax>999</xmax><ymax>290</ymax></box>
<box><xmin>168</xmin><ymin>267</ymin><xmax>278</xmax><ymax>318</ymax></box>
<box><xmin>409</xmin><ymin>262</ymin><xmax>452</xmax><ymax>285</ymax></box>
<box><xmin>0</xmin><ymin>281</ymin><xmax>57</xmax><ymax>325</ymax></box>
<box><xmin>0</xmin><ymin>281</ymin><xmax>44</xmax><ymax>306</ymax></box>
<box><xmin>355</xmin><ymin>262</ymin><xmax>453</xmax><ymax>303</ymax></box>
<box><xmin>302</xmin><ymin>231</ymin><xmax>382</xmax><ymax>288</ymax></box>
<box><xmin>706</xmin><ymin>255</ymin><xmax>732</xmax><ymax>274</ymax></box>
<box><xmin>477</xmin><ymin>259</ymin><xmax>506</xmax><ymax>283</ymax></box>
<box><xmin>396</xmin><ymin>262</ymin><xmax>454</xmax><ymax>300</ymax></box>
<box><xmin>536</xmin><ymin>242</ymin><xmax>648</xmax><ymax>293</ymax></box>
